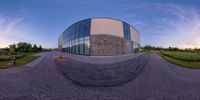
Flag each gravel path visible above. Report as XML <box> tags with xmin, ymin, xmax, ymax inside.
<box><xmin>0</xmin><ymin>52</ymin><xmax>199</xmax><ymax>100</ymax></box>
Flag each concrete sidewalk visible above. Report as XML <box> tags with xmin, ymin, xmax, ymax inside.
<box><xmin>25</xmin><ymin>52</ymin><xmax>50</xmax><ymax>68</ymax></box>
<box><xmin>61</xmin><ymin>53</ymin><xmax>143</xmax><ymax>64</ymax></box>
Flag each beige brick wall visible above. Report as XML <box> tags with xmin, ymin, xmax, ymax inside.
<box><xmin>130</xmin><ymin>27</ymin><xmax>140</xmax><ymax>43</ymax></box>
<box><xmin>91</xmin><ymin>18</ymin><xmax>124</xmax><ymax>38</ymax></box>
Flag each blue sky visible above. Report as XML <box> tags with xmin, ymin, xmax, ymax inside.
<box><xmin>0</xmin><ymin>0</ymin><xmax>200</xmax><ymax>48</ymax></box>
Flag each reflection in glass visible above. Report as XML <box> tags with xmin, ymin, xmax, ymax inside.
<box><xmin>61</xmin><ymin>19</ymin><xmax>91</xmax><ymax>55</ymax></box>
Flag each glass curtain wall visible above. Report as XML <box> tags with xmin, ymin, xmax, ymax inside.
<box><xmin>123</xmin><ymin>22</ymin><xmax>131</xmax><ymax>40</ymax></box>
<box><xmin>123</xmin><ymin>22</ymin><xmax>140</xmax><ymax>53</ymax></box>
<box><xmin>61</xmin><ymin>19</ymin><xmax>91</xmax><ymax>55</ymax></box>
<box><xmin>131</xmin><ymin>41</ymin><xmax>140</xmax><ymax>53</ymax></box>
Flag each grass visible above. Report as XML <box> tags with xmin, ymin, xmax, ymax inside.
<box><xmin>0</xmin><ymin>54</ymin><xmax>26</xmax><ymax>61</ymax></box>
<box><xmin>0</xmin><ymin>61</ymin><xmax>11</xmax><ymax>69</ymax></box>
<box><xmin>162</xmin><ymin>55</ymin><xmax>200</xmax><ymax>69</ymax></box>
<box><xmin>0</xmin><ymin>53</ymin><xmax>39</xmax><ymax>69</ymax></box>
<box><xmin>160</xmin><ymin>51</ymin><xmax>200</xmax><ymax>69</ymax></box>
<box><xmin>0</xmin><ymin>56</ymin><xmax>11</xmax><ymax>61</ymax></box>
<box><xmin>160</xmin><ymin>51</ymin><xmax>200</xmax><ymax>62</ymax></box>
<box><xmin>141</xmin><ymin>50</ymin><xmax>160</xmax><ymax>54</ymax></box>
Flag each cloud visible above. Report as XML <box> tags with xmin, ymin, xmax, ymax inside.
<box><xmin>0</xmin><ymin>17</ymin><xmax>22</xmax><ymax>33</ymax></box>
<box><xmin>0</xmin><ymin>15</ymin><xmax>29</xmax><ymax>48</ymax></box>
<box><xmin>166</xmin><ymin>6</ymin><xmax>200</xmax><ymax>48</ymax></box>
<box><xmin>111</xmin><ymin>3</ymin><xmax>200</xmax><ymax>48</ymax></box>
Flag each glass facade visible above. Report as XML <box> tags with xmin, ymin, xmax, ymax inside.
<box><xmin>123</xmin><ymin>22</ymin><xmax>140</xmax><ymax>53</ymax></box>
<box><xmin>131</xmin><ymin>41</ymin><xmax>140</xmax><ymax>53</ymax></box>
<box><xmin>123</xmin><ymin>22</ymin><xmax>131</xmax><ymax>40</ymax></box>
<box><xmin>59</xmin><ymin>18</ymin><xmax>140</xmax><ymax>55</ymax></box>
<box><xmin>60</xmin><ymin>19</ymin><xmax>91</xmax><ymax>55</ymax></box>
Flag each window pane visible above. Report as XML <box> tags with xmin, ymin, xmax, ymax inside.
<box><xmin>84</xmin><ymin>39</ymin><xmax>90</xmax><ymax>55</ymax></box>
<box><xmin>79</xmin><ymin>40</ymin><xmax>84</xmax><ymax>55</ymax></box>
<box><xmin>60</xmin><ymin>19</ymin><xmax>91</xmax><ymax>55</ymax></box>
<box><xmin>75</xmin><ymin>40</ymin><xmax>79</xmax><ymax>54</ymax></box>
<box><xmin>123</xmin><ymin>22</ymin><xmax>131</xmax><ymax>40</ymax></box>
<box><xmin>85</xmin><ymin>36</ymin><xmax>90</xmax><ymax>40</ymax></box>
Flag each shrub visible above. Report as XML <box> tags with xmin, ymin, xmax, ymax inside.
<box><xmin>0</xmin><ymin>56</ymin><xmax>11</xmax><ymax>61</ymax></box>
<box><xmin>0</xmin><ymin>53</ymin><xmax>27</xmax><ymax>61</ymax></box>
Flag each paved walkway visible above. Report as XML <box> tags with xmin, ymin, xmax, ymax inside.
<box><xmin>25</xmin><ymin>52</ymin><xmax>49</xmax><ymax>68</ymax></box>
<box><xmin>0</xmin><ymin>52</ymin><xmax>199</xmax><ymax>100</ymax></box>
<box><xmin>60</xmin><ymin>53</ymin><xmax>143</xmax><ymax>64</ymax></box>
<box><xmin>55</xmin><ymin>54</ymin><xmax>149</xmax><ymax>86</ymax></box>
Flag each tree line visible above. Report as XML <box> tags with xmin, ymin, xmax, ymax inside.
<box><xmin>0</xmin><ymin>42</ymin><xmax>44</xmax><ymax>55</ymax></box>
<box><xmin>142</xmin><ymin>45</ymin><xmax>200</xmax><ymax>53</ymax></box>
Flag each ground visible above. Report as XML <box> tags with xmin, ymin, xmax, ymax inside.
<box><xmin>0</xmin><ymin>52</ymin><xmax>199</xmax><ymax>100</ymax></box>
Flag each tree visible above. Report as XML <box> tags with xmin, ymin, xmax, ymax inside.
<box><xmin>32</xmin><ymin>44</ymin><xmax>38</xmax><ymax>52</ymax></box>
<box><xmin>9</xmin><ymin>44</ymin><xmax>16</xmax><ymax>55</ymax></box>
<box><xmin>4</xmin><ymin>47</ymin><xmax>9</xmax><ymax>52</ymax></box>
<box><xmin>16</xmin><ymin>42</ymin><xmax>32</xmax><ymax>52</ymax></box>
<box><xmin>143</xmin><ymin>45</ymin><xmax>152</xmax><ymax>51</ymax></box>
<box><xmin>39</xmin><ymin>45</ymin><xmax>42</xmax><ymax>51</ymax></box>
<box><xmin>26</xmin><ymin>43</ymin><xmax>32</xmax><ymax>52</ymax></box>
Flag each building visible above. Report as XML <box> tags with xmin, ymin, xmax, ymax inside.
<box><xmin>58</xmin><ymin>18</ymin><xmax>140</xmax><ymax>56</ymax></box>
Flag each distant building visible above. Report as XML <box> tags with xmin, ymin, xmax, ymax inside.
<box><xmin>58</xmin><ymin>18</ymin><xmax>140</xmax><ymax>56</ymax></box>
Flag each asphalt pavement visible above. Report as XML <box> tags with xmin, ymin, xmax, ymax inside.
<box><xmin>0</xmin><ymin>52</ymin><xmax>199</xmax><ymax>100</ymax></box>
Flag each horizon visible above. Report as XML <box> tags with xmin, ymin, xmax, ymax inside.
<box><xmin>0</xmin><ymin>42</ymin><xmax>200</xmax><ymax>49</ymax></box>
<box><xmin>0</xmin><ymin>0</ymin><xmax>200</xmax><ymax>48</ymax></box>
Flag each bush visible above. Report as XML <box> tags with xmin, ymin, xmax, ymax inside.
<box><xmin>15</xmin><ymin>54</ymin><xmax>26</xmax><ymax>59</ymax></box>
<box><xmin>0</xmin><ymin>56</ymin><xmax>11</xmax><ymax>61</ymax></box>
<box><xmin>0</xmin><ymin>53</ymin><xmax>27</xmax><ymax>61</ymax></box>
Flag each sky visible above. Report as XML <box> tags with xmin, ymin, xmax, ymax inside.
<box><xmin>0</xmin><ymin>0</ymin><xmax>200</xmax><ymax>48</ymax></box>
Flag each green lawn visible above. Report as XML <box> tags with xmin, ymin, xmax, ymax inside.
<box><xmin>160</xmin><ymin>51</ymin><xmax>200</xmax><ymax>69</ymax></box>
<box><xmin>160</xmin><ymin>51</ymin><xmax>200</xmax><ymax>62</ymax></box>
<box><xmin>0</xmin><ymin>54</ymin><xmax>26</xmax><ymax>61</ymax></box>
<box><xmin>0</xmin><ymin>53</ymin><xmax>39</xmax><ymax>69</ymax></box>
<box><xmin>0</xmin><ymin>61</ymin><xmax>11</xmax><ymax>69</ymax></box>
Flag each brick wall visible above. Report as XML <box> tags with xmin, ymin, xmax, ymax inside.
<box><xmin>90</xmin><ymin>34</ymin><xmax>133</xmax><ymax>56</ymax></box>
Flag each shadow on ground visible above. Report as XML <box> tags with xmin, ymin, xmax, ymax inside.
<box><xmin>55</xmin><ymin>54</ymin><xmax>150</xmax><ymax>86</ymax></box>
